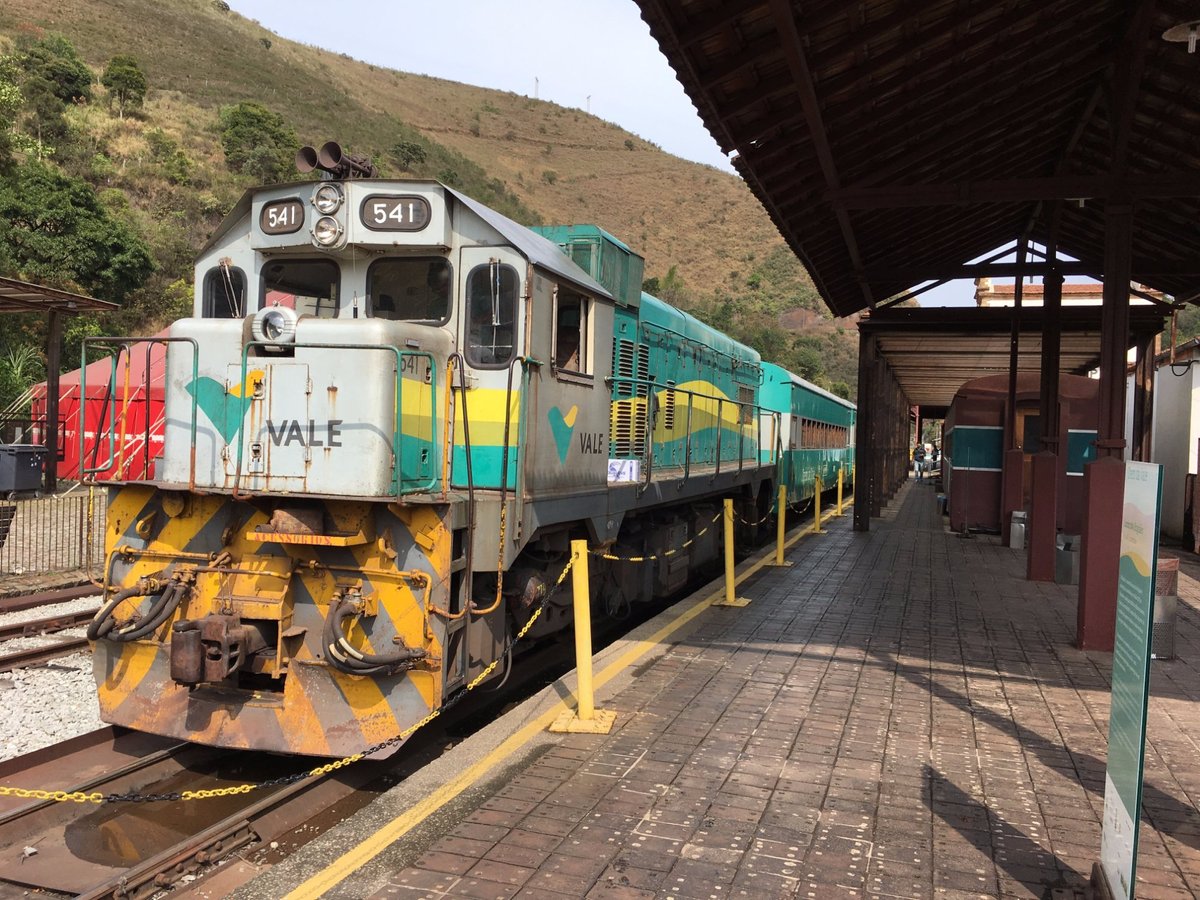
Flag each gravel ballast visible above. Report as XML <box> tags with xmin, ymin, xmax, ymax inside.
<box><xmin>0</xmin><ymin>621</ymin><xmax>103</xmax><ymax>762</ymax></box>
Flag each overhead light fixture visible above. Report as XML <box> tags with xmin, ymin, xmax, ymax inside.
<box><xmin>1163</xmin><ymin>20</ymin><xmax>1200</xmax><ymax>53</ymax></box>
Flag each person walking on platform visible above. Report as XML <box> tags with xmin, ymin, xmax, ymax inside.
<box><xmin>913</xmin><ymin>443</ymin><xmax>926</xmax><ymax>481</ymax></box>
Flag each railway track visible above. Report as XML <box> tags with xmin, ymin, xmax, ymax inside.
<box><xmin>0</xmin><ymin>635</ymin><xmax>91</xmax><ymax>673</ymax></box>
<box><xmin>0</xmin><ymin>583</ymin><xmax>98</xmax><ymax>614</ymax></box>
<box><xmin>0</xmin><ymin>586</ymin><xmax>99</xmax><ymax>673</ymax></box>
<box><xmin>0</xmin><ymin>723</ymin><xmax>444</xmax><ymax>899</ymax></box>
<box><xmin>0</xmin><ymin>527</ymin><xmax>805</xmax><ymax>896</ymax></box>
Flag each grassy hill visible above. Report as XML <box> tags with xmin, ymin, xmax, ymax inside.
<box><xmin>0</xmin><ymin>0</ymin><xmax>858</xmax><ymax>395</ymax></box>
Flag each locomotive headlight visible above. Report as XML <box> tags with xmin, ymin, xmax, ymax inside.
<box><xmin>252</xmin><ymin>305</ymin><xmax>299</xmax><ymax>344</ymax></box>
<box><xmin>312</xmin><ymin>183</ymin><xmax>343</xmax><ymax>214</ymax></box>
<box><xmin>262</xmin><ymin>310</ymin><xmax>287</xmax><ymax>340</ymax></box>
<box><xmin>313</xmin><ymin>215</ymin><xmax>343</xmax><ymax>246</ymax></box>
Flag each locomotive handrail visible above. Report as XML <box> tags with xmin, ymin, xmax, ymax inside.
<box><xmin>607</xmin><ymin>376</ymin><xmax>780</xmax><ymax>485</ymax></box>
<box><xmin>80</xmin><ymin>337</ymin><xmax>199</xmax><ymax>490</ymax></box>
<box><xmin>233</xmin><ymin>341</ymin><xmax>440</xmax><ymax>497</ymax></box>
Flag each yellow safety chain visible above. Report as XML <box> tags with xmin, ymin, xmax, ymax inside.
<box><xmin>2</xmin><ymin>555</ymin><xmax>580</xmax><ymax>804</ymax></box>
<box><xmin>0</xmin><ymin>787</ymin><xmax>105</xmax><ymax>803</ymax></box>
<box><xmin>734</xmin><ymin>505</ymin><xmax>776</xmax><ymax>527</ymax></box>
<box><xmin>591</xmin><ymin>509</ymin><xmax>723</xmax><ymax>563</ymax></box>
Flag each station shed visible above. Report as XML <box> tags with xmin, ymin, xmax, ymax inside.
<box><xmin>635</xmin><ymin>0</ymin><xmax>1200</xmax><ymax>651</ymax></box>
<box><xmin>0</xmin><ymin>276</ymin><xmax>118</xmax><ymax>493</ymax></box>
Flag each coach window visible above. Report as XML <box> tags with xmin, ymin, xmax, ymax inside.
<box><xmin>466</xmin><ymin>261</ymin><xmax>518</xmax><ymax>367</ymax></box>
<box><xmin>553</xmin><ymin>286</ymin><xmax>591</xmax><ymax>375</ymax></box>
<box><xmin>369</xmin><ymin>257</ymin><xmax>451</xmax><ymax>323</ymax></box>
<box><xmin>203</xmin><ymin>265</ymin><xmax>247</xmax><ymax>318</ymax></box>
<box><xmin>261</xmin><ymin>259</ymin><xmax>339</xmax><ymax>318</ymax></box>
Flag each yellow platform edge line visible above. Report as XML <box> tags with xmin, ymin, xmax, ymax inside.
<box><xmin>284</xmin><ymin>498</ymin><xmax>853</xmax><ymax>900</ymax></box>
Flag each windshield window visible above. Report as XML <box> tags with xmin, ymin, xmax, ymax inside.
<box><xmin>369</xmin><ymin>258</ymin><xmax>451</xmax><ymax>322</ymax></box>
<box><xmin>261</xmin><ymin>259</ymin><xmax>339</xmax><ymax>318</ymax></box>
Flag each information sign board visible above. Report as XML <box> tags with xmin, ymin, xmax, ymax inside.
<box><xmin>1099</xmin><ymin>461</ymin><xmax>1163</xmax><ymax>900</ymax></box>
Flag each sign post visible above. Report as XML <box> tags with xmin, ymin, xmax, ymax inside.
<box><xmin>1097</xmin><ymin>461</ymin><xmax>1163</xmax><ymax>900</ymax></box>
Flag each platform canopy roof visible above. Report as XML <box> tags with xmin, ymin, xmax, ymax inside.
<box><xmin>635</xmin><ymin>0</ymin><xmax>1200</xmax><ymax>317</ymax></box>
<box><xmin>0</xmin><ymin>275</ymin><xmax>116</xmax><ymax>314</ymax></box>
<box><xmin>861</xmin><ymin>305</ymin><xmax>1167</xmax><ymax>411</ymax></box>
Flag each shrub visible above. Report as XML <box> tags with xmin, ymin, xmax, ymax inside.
<box><xmin>218</xmin><ymin>101</ymin><xmax>298</xmax><ymax>182</ymax></box>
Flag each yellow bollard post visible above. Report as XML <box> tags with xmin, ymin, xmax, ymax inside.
<box><xmin>715</xmin><ymin>498</ymin><xmax>751</xmax><ymax>606</ymax></box>
<box><xmin>768</xmin><ymin>483</ymin><xmax>792</xmax><ymax>567</ymax></box>
<box><xmin>813</xmin><ymin>475</ymin><xmax>824</xmax><ymax>534</ymax></box>
<box><xmin>548</xmin><ymin>540</ymin><xmax>616</xmax><ymax>734</ymax></box>
<box><xmin>836</xmin><ymin>466</ymin><xmax>844</xmax><ymax>516</ymax></box>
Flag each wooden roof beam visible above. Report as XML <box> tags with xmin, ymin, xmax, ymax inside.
<box><xmin>1110</xmin><ymin>0</ymin><xmax>1158</xmax><ymax>172</ymax></box>
<box><xmin>763</xmin><ymin>0</ymin><xmax>874</xmax><ymax>307</ymax></box>
<box><xmin>670</xmin><ymin>0</ymin><xmax>772</xmax><ymax>50</ymax></box>
<box><xmin>814</xmin><ymin>0</ymin><xmax>1093</xmax><ymax>108</ymax></box>
<box><xmin>836</xmin><ymin>61</ymin><xmax>1107</xmax><ymax>189</ymax></box>
<box><xmin>828</xmin><ymin>174</ymin><xmax>1200</xmax><ymax>209</ymax></box>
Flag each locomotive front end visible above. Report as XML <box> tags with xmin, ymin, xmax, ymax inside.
<box><xmin>91</xmin><ymin>173</ymin><xmax>461</xmax><ymax>757</ymax></box>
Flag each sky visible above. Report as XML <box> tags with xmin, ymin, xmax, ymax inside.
<box><xmin>226</xmin><ymin>0</ymin><xmax>1048</xmax><ymax>309</ymax></box>
<box><xmin>227</xmin><ymin>0</ymin><xmax>731</xmax><ymax>172</ymax></box>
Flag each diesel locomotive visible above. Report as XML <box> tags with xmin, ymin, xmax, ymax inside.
<box><xmin>87</xmin><ymin>144</ymin><xmax>855</xmax><ymax>757</ymax></box>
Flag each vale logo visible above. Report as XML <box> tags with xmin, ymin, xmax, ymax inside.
<box><xmin>185</xmin><ymin>370</ymin><xmax>264</xmax><ymax>443</ymax></box>
<box><xmin>548</xmin><ymin>405</ymin><xmax>578</xmax><ymax>463</ymax></box>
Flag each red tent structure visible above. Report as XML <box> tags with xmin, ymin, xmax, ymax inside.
<box><xmin>30</xmin><ymin>335</ymin><xmax>167</xmax><ymax>482</ymax></box>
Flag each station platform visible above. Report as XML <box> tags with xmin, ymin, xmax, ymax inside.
<box><xmin>227</xmin><ymin>480</ymin><xmax>1200</xmax><ymax>900</ymax></box>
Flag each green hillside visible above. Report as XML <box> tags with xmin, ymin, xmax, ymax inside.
<box><xmin>0</xmin><ymin>0</ymin><xmax>859</xmax><ymax>408</ymax></box>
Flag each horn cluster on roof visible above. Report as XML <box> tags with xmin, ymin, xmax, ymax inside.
<box><xmin>295</xmin><ymin>141</ymin><xmax>378</xmax><ymax>179</ymax></box>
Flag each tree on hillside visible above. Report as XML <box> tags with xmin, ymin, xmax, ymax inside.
<box><xmin>18</xmin><ymin>34</ymin><xmax>91</xmax><ymax>104</ymax></box>
<box><xmin>20</xmin><ymin>75</ymin><xmax>70</xmax><ymax>151</ymax></box>
<box><xmin>0</xmin><ymin>160</ymin><xmax>154</xmax><ymax>301</ymax></box>
<box><xmin>0</xmin><ymin>58</ymin><xmax>23</xmax><ymax>174</ymax></box>
<box><xmin>101</xmin><ymin>55</ymin><xmax>147</xmax><ymax>119</ymax></box>
<box><xmin>390</xmin><ymin>140</ymin><xmax>426</xmax><ymax>171</ymax></box>
<box><xmin>219</xmin><ymin>102</ymin><xmax>298</xmax><ymax>183</ymax></box>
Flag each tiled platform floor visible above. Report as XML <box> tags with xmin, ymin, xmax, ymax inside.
<box><xmin>371</xmin><ymin>481</ymin><xmax>1200</xmax><ymax>899</ymax></box>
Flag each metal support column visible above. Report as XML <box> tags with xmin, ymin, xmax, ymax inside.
<box><xmin>1028</xmin><ymin>267</ymin><xmax>1063</xmax><ymax>581</ymax></box>
<box><xmin>1078</xmin><ymin>200</ymin><xmax>1133</xmax><ymax>650</ymax></box>
<box><xmin>876</xmin><ymin>350</ymin><xmax>888</xmax><ymax>506</ymax></box>
<box><xmin>1131</xmin><ymin>331</ymin><xmax>1155</xmax><ymax>462</ymax></box>
<box><xmin>854</xmin><ymin>332</ymin><xmax>874</xmax><ymax>532</ymax></box>
<box><xmin>44</xmin><ymin>310</ymin><xmax>63</xmax><ymax>494</ymax></box>
<box><xmin>878</xmin><ymin>350</ymin><xmax>897</xmax><ymax>508</ymax></box>
<box><xmin>1001</xmin><ymin>240</ymin><xmax>1027</xmax><ymax>546</ymax></box>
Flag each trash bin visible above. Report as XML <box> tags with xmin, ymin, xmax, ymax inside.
<box><xmin>1153</xmin><ymin>557</ymin><xmax>1180</xmax><ymax>660</ymax></box>
<box><xmin>1055</xmin><ymin>534</ymin><xmax>1080</xmax><ymax>585</ymax></box>
<box><xmin>0</xmin><ymin>444</ymin><xmax>45</xmax><ymax>494</ymax></box>
<box><xmin>1010</xmin><ymin>511</ymin><xmax>1027</xmax><ymax>550</ymax></box>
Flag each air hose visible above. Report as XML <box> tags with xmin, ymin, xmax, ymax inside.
<box><xmin>322</xmin><ymin>594</ymin><xmax>427</xmax><ymax>676</ymax></box>
<box><xmin>87</xmin><ymin>578</ymin><xmax>187</xmax><ymax>643</ymax></box>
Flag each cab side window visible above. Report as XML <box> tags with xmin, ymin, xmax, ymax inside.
<box><xmin>553</xmin><ymin>287</ymin><xmax>590</xmax><ymax>374</ymax></box>
<box><xmin>466</xmin><ymin>262</ymin><xmax>518</xmax><ymax>367</ymax></box>
<box><xmin>203</xmin><ymin>266</ymin><xmax>247</xmax><ymax>318</ymax></box>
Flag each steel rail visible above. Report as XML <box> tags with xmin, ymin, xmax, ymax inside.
<box><xmin>0</xmin><ymin>608</ymin><xmax>99</xmax><ymax>641</ymax></box>
<box><xmin>0</xmin><ymin>728</ymin><xmax>186</xmax><ymax>828</ymax></box>
<box><xmin>0</xmin><ymin>636</ymin><xmax>90</xmax><ymax>673</ymax></box>
<box><xmin>0</xmin><ymin>584</ymin><xmax>98</xmax><ymax>615</ymax></box>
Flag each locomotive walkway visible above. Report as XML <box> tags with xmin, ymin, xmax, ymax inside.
<box><xmin>232</xmin><ymin>480</ymin><xmax>1200</xmax><ymax>900</ymax></box>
